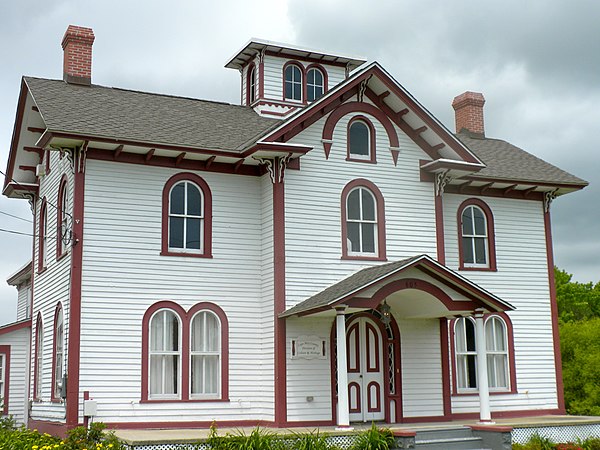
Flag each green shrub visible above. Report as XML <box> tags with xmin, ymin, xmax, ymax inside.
<box><xmin>289</xmin><ymin>429</ymin><xmax>340</xmax><ymax>450</ymax></box>
<box><xmin>349</xmin><ymin>423</ymin><xmax>394</xmax><ymax>450</ymax></box>
<box><xmin>206</xmin><ymin>424</ymin><xmax>286</xmax><ymax>450</ymax></box>
<box><xmin>579</xmin><ymin>437</ymin><xmax>600</xmax><ymax>450</ymax></box>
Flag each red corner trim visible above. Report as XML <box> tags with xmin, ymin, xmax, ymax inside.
<box><xmin>37</xmin><ymin>198</ymin><xmax>47</xmax><ymax>273</ymax></box>
<box><xmin>440</xmin><ymin>319</ymin><xmax>451</xmax><ymax>417</ymax></box>
<box><xmin>435</xmin><ymin>194</ymin><xmax>445</xmax><ymax>265</ymax></box>
<box><xmin>0</xmin><ymin>345</ymin><xmax>10</xmax><ymax>415</ymax></box>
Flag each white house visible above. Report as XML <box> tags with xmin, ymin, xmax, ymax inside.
<box><xmin>1</xmin><ymin>25</ymin><xmax>588</xmax><ymax>435</ymax></box>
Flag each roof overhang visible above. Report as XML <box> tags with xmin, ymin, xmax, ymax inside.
<box><xmin>281</xmin><ymin>254</ymin><xmax>514</xmax><ymax>318</ymax></box>
<box><xmin>0</xmin><ymin>319</ymin><xmax>31</xmax><ymax>336</ymax></box>
<box><xmin>225</xmin><ymin>38</ymin><xmax>367</xmax><ymax>71</ymax></box>
<box><xmin>6</xmin><ymin>261</ymin><xmax>32</xmax><ymax>286</ymax></box>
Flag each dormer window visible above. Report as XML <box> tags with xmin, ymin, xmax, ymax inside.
<box><xmin>284</xmin><ymin>64</ymin><xmax>302</xmax><ymax>101</ymax></box>
<box><xmin>307</xmin><ymin>67</ymin><xmax>324</xmax><ymax>102</ymax></box>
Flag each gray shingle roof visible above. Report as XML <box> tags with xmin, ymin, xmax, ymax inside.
<box><xmin>25</xmin><ymin>77</ymin><xmax>279</xmax><ymax>152</ymax></box>
<box><xmin>458</xmin><ymin>131</ymin><xmax>587</xmax><ymax>187</ymax></box>
<box><xmin>281</xmin><ymin>255</ymin><xmax>424</xmax><ymax>317</ymax></box>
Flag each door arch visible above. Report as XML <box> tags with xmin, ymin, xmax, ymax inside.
<box><xmin>330</xmin><ymin>309</ymin><xmax>402</xmax><ymax>423</ymax></box>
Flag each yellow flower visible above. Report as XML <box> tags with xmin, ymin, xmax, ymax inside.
<box><xmin>32</xmin><ymin>446</ymin><xmax>39</xmax><ymax>450</ymax></box>
<box><xmin>108</xmin><ymin>445</ymin><xmax>113</xmax><ymax>448</ymax></box>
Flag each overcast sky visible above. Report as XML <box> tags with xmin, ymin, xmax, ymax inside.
<box><xmin>1</xmin><ymin>0</ymin><xmax>598</xmax><ymax>326</ymax></box>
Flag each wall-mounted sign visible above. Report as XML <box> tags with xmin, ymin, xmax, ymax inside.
<box><xmin>290</xmin><ymin>335</ymin><xmax>327</xmax><ymax>360</ymax></box>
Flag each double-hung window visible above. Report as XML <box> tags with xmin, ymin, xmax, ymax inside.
<box><xmin>190</xmin><ymin>311</ymin><xmax>221</xmax><ymax>398</ymax></box>
<box><xmin>149</xmin><ymin>309</ymin><xmax>181</xmax><ymax>399</ymax></box>
<box><xmin>284</xmin><ymin>64</ymin><xmax>302</xmax><ymax>101</ymax></box>
<box><xmin>307</xmin><ymin>67</ymin><xmax>324</xmax><ymax>102</ymax></box>
<box><xmin>458</xmin><ymin>199</ymin><xmax>496</xmax><ymax>271</ymax></box>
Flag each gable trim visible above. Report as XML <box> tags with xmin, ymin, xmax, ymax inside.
<box><xmin>3</xmin><ymin>79</ymin><xmax>30</xmax><ymax>193</ymax></box>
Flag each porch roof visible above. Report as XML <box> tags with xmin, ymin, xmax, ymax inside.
<box><xmin>280</xmin><ymin>254</ymin><xmax>514</xmax><ymax>318</ymax></box>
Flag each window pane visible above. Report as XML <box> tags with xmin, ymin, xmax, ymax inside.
<box><xmin>186</xmin><ymin>218</ymin><xmax>202</xmax><ymax>250</ymax></box>
<box><xmin>191</xmin><ymin>314</ymin><xmax>204</xmax><ymax>352</ymax></box>
<box><xmin>166</xmin><ymin>355</ymin><xmax>178</xmax><ymax>394</ymax></box>
<box><xmin>465</xmin><ymin>319</ymin><xmax>476</xmax><ymax>352</ymax></box>
<box><xmin>347</xmin><ymin>222</ymin><xmax>360</xmax><ymax>252</ymax></box>
<box><xmin>205</xmin><ymin>313</ymin><xmax>220</xmax><ymax>351</ymax></box>
<box><xmin>462</xmin><ymin>237</ymin><xmax>474</xmax><ymax>263</ymax></box>
<box><xmin>149</xmin><ymin>355</ymin><xmax>162</xmax><ymax>394</ymax></box>
<box><xmin>473</xmin><ymin>208</ymin><xmax>486</xmax><ymax>235</ymax></box>
<box><xmin>150</xmin><ymin>313</ymin><xmax>164</xmax><ymax>351</ymax></box>
<box><xmin>486</xmin><ymin>320</ymin><xmax>495</xmax><ymax>351</ymax></box>
<box><xmin>495</xmin><ymin>320</ymin><xmax>506</xmax><ymax>351</ymax></box>
<box><xmin>362</xmin><ymin>223</ymin><xmax>375</xmax><ymax>253</ymax></box>
<box><xmin>285</xmin><ymin>81</ymin><xmax>293</xmax><ymax>100</ymax></box>
<box><xmin>166</xmin><ymin>312</ymin><xmax>179</xmax><ymax>351</ymax></box>
<box><xmin>170</xmin><ymin>183</ymin><xmax>185</xmax><ymax>214</ymax></box>
<box><xmin>349</xmin><ymin>122</ymin><xmax>369</xmax><ymax>156</ymax></box>
<box><xmin>293</xmin><ymin>83</ymin><xmax>301</xmax><ymax>100</ymax></box>
<box><xmin>204</xmin><ymin>355</ymin><xmax>219</xmax><ymax>394</ymax></box>
<box><xmin>191</xmin><ymin>355</ymin><xmax>203</xmax><ymax>394</ymax></box>
<box><xmin>187</xmin><ymin>184</ymin><xmax>202</xmax><ymax>216</ymax></box>
<box><xmin>347</xmin><ymin>190</ymin><xmax>361</xmax><ymax>220</ymax></box>
<box><xmin>314</xmin><ymin>86</ymin><xmax>323</xmax><ymax>100</ymax></box>
<box><xmin>455</xmin><ymin>319</ymin><xmax>466</xmax><ymax>352</ymax></box>
<box><xmin>474</xmin><ymin>237</ymin><xmax>487</xmax><ymax>264</ymax></box>
<box><xmin>467</xmin><ymin>354</ymin><xmax>477</xmax><ymax>388</ymax></box>
<box><xmin>314</xmin><ymin>69</ymin><xmax>323</xmax><ymax>85</ymax></box>
<box><xmin>361</xmin><ymin>189</ymin><xmax>375</xmax><ymax>221</ymax></box>
<box><xmin>487</xmin><ymin>354</ymin><xmax>497</xmax><ymax>387</ymax></box>
<box><xmin>169</xmin><ymin>217</ymin><xmax>184</xmax><ymax>248</ymax></box>
<box><xmin>307</xmin><ymin>69</ymin><xmax>315</xmax><ymax>84</ymax></box>
<box><xmin>457</xmin><ymin>355</ymin><xmax>467</xmax><ymax>388</ymax></box>
<box><xmin>462</xmin><ymin>208</ymin><xmax>473</xmax><ymax>235</ymax></box>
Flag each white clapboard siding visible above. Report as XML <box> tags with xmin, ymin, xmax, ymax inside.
<box><xmin>30</xmin><ymin>150</ymin><xmax>74</xmax><ymax>420</ymax></box>
<box><xmin>286</xmin><ymin>316</ymin><xmax>333</xmax><ymax>422</ymax></box>
<box><xmin>284</xmin><ymin>99</ymin><xmax>437</xmax><ymax>310</ymax></box>
<box><xmin>443</xmin><ymin>193</ymin><xmax>558</xmax><ymax>413</ymax></box>
<box><xmin>263</xmin><ymin>56</ymin><xmax>346</xmax><ymax>101</ymax></box>
<box><xmin>0</xmin><ymin>327</ymin><xmax>30</xmax><ymax>425</ymax></box>
<box><xmin>399</xmin><ymin>318</ymin><xmax>444</xmax><ymax>417</ymax></box>
<box><xmin>16</xmin><ymin>282</ymin><xmax>31</xmax><ymax>321</ymax></box>
<box><xmin>79</xmin><ymin>161</ymin><xmax>275</xmax><ymax>423</ymax></box>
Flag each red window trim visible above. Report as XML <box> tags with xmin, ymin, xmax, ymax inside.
<box><xmin>33</xmin><ymin>313</ymin><xmax>43</xmax><ymax>401</ymax></box>
<box><xmin>50</xmin><ymin>303</ymin><xmax>63</xmax><ymax>402</ymax></box>
<box><xmin>346</xmin><ymin>116</ymin><xmax>377</xmax><ymax>163</ymax></box>
<box><xmin>44</xmin><ymin>149</ymin><xmax>51</xmax><ymax>176</ymax></box>
<box><xmin>161</xmin><ymin>173</ymin><xmax>213</xmax><ymax>258</ymax></box>
<box><xmin>341</xmin><ymin>179</ymin><xmax>387</xmax><ymax>261</ymax></box>
<box><xmin>0</xmin><ymin>345</ymin><xmax>10</xmax><ymax>415</ymax></box>
<box><xmin>449</xmin><ymin>312</ymin><xmax>517</xmax><ymax>396</ymax></box>
<box><xmin>38</xmin><ymin>198</ymin><xmax>47</xmax><ymax>273</ymax></box>
<box><xmin>141</xmin><ymin>300</ymin><xmax>229</xmax><ymax>403</ymax></box>
<box><xmin>56</xmin><ymin>175</ymin><xmax>68</xmax><ymax>260</ymax></box>
<box><xmin>246</xmin><ymin>63</ymin><xmax>256</xmax><ymax>106</ymax></box>
<box><xmin>457</xmin><ymin>198</ymin><xmax>497</xmax><ymax>271</ymax></box>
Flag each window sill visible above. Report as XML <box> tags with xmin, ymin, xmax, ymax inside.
<box><xmin>341</xmin><ymin>255</ymin><xmax>387</xmax><ymax>262</ymax></box>
<box><xmin>37</xmin><ymin>266</ymin><xmax>47</xmax><ymax>275</ymax></box>
<box><xmin>346</xmin><ymin>157</ymin><xmax>377</xmax><ymax>164</ymax></box>
<box><xmin>160</xmin><ymin>251</ymin><xmax>213</xmax><ymax>259</ymax></box>
<box><xmin>459</xmin><ymin>266</ymin><xmax>497</xmax><ymax>272</ymax></box>
<box><xmin>452</xmin><ymin>389</ymin><xmax>516</xmax><ymax>397</ymax></box>
<box><xmin>56</xmin><ymin>251</ymin><xmax>69</xmax><ymax>262</ymax></box>
<box><xmin>140</xmin><ymin>398</ymin><xmax>229</xmax><ymax>404</ymax></box>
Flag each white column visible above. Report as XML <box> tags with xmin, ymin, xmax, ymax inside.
<box><xmin>475</xmin><ymin>309</ymin><xmax>493</xmax><ymax>423</ymax></box>
<box><xmin>335</xmin><ymin>306</ymin><xmax>352</xmax><ymax>429</ymax></box>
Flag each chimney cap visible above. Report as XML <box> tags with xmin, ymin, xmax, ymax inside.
<box><xmin>61</xmin><ymin>25</ymin><xmax>95</xmax><ymax>49</ymax></box>
<box><xmin>452</xmin><ymin>91</ymin><xmax>485</xmax><ymax>109</ymax></box>
<box><xmin>452</xmin><ymin>91</ymin><xmax>486</xmax><ymax>137</ymax></box>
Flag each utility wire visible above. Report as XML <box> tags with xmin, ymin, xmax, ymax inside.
<box><xmin>0</xmin><ymin>227</ymin><xmax>32</xmax><ymax>237</ymax></box>
<box><xmin>0</xmin><ymin>210</ymin><xmax>33</xmax><ymax>223</ymax></box>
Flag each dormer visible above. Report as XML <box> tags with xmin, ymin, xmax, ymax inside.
<box><xmin>225</xmin><ymin>39</ymin><xmax>366</xmax><ymax>119</ymax></box>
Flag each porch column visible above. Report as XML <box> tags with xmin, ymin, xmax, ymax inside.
<box><xmin>335</xmin><ymin>306</ymin><xmax>352</xmax><ymax>429</ymax></box>
<box><xmin>474</xmin><ymin>309</ymin><xmax>493</xmax><ymax>423</ymax></box>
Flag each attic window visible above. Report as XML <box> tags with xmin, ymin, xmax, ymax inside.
<box><xmin>307</xmin><ymin>67</ymin><xmax>324</xmax><ymax>102</ymax></box>
<box><xmin>347</xmin><ymin>117</ymin><xmax>376</xmax><ymax>163</ymax></box>
<box><xmin>248</xmin><ymin>65</ymin><xmax>257</xmax><ymax>104</ymax></box>
<box><xmin>284</xmin><ymin>64</ymin><xmax>302</xmax><ymax>101</ymax></box>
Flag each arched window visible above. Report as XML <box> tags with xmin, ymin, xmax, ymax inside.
<box><xmin>51</xmin><ymin>304</ymin><xmax>64</xmax><ymax>400</ymax></box>
<box><xmin>161</xmin><ymin>173</ymin><xmax>212</xmax><ymax>258</ymax></box>
<box><xmin>457</xmin><ymin>199</ymin><xmax>496</xmax><ymax>271</ymax></box>
<box><xmin>149</xmin><ymin>309</ymin><xmax>182</xmax><ymax>399</ymax></box>
<box><xmin>284</xmin><ymin>63</ymin><xmax>303</xmax><ymax>101</ymax></box>
<box><xmin>452</xmin><ymin>315</ymin><xmax>513</xmax><ymax>393</ymax></box>
<box><xmin>247</xmin><ymin>65</ymin><xmax>256</xmax><ymax>104</ymax></box>
<box><xmin>34</xmin><ymin>314</ymin><xmax>43</xmax><ymax>400</ymax></box>
<box><xmin>190</xmin><ymin>310</ymin><xmax>221</xmax><ymax>398</ymax></box>
<box><xmin>307</xmin><ymin>67</ymin><xmax>325</xmax><ymax>102</ymax></box>
<box><xmin>347</xmin><ymin>117</ymin><xmax>376</xmax><ymax>163</ymax></box>
<box><xmin>38</xmin><ymin>198</ymin><xmax>47</xmax><ymax>272</ymax></box>
<box><xmin>56</xmin><ymin>177</ymin><xmax>69</xmax><ymax>258</ymax></box>
<box><xmin>341</xmin><ymin>180</ymin><xmax>386</xmax><ymax>260</ymax></box>
<box><xmin>141</xmin><ymin>301</ymin><xmax>229</xmax><ymax>402</ymax></box>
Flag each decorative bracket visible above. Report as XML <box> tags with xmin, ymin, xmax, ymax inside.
<box><xmin>257</xmin><ymin>48</ymin><xmax>266</xmax><ymax>64</ymax></box>
<box><xmin>544</xmin><ymin>188</ymin><xmax>559</xmax><ymax>213</ymax></box>
<box><xmin>435</xmin><ymin>170</ymin><xmax>452</xmax><ymax>197</ymax></box>
<box><xmin>23</xmin><ymin>193</ymin><xmax>36</xmax><ymax>214</ymax></box>
<box><xmin>253</xmin><ymin>153</ymin><xmax>293</xmax><ymax>184</ymax></box>
<box><xmin>357</xmin><ymin>74</ymin><xmax>373</xmax><ymax>102</ymax></box>
<box><xmin>53</xmin><ymin>141</ymin><xmax>88</xmax><ymax>175</ymax></box>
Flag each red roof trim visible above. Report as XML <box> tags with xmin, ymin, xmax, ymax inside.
<box><xmin>0</xmin><ymin>319</ymin><xmax>31</xmax><ymax>336</ymax></box>
<box><xmin>3</xmin><ymin>79</ymin><xmax>30</xmax><ymax>193</ymax></box>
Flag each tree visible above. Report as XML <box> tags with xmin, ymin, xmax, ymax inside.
<box><xmin>555</xmin><ymin>267</ymin><xmax>600</xmax><ymax>322</ymax></box>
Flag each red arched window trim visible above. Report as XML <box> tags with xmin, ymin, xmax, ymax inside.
<box><xmin>141</xmin><ymin>301</ymin><xmax>229</xmax><ymax>403</ymax></box>
<box><xmin>347</xmin><ymin>116</ymin><xmax>377</xmax><ymax>164</ymax></box>
<box><xmin>33</xmin><ymin>313</ymin><xmax>43</xmax><ymax>401</ymax></box>
<box><xmin>457</xmin><ymin>198</ymin><xmax>497</xmax><ymax>271</ymax></box>
<box><xmin>341</xmin><ymin>179</ymin><xmax>386</xmax><ymax>261</ymax></box>
<box><xmin>246</xmin><ymin>63</ymin><xmax>257</xmax><ymax>106</ymax></box>
<box><xmin>50</xmin><ymin>302</ymin><xmax>63</xmax><ymax>402</ymax></box>
<box><xmin>38</xmin><ymin>198</ymin><xmax>47</xmax><ymax>273</ymax></box>
<box><xmin>282</xmin><ymin>61</ymin><xmax>305</xmax><ymax>103</ymax></box>
<box><xmin>161</xmin><ymin>173</ymin><xmax>213</xmax><ymax>258</ymax></box>
<box><xmin>56</xmin><ymin>175</ymin><xmax>69</xmax><ymax>260</ymax></box>
<box><xmin>305</xmin><ymin>64</ymin><xmax>328</xmax><ymax>102</ymax></box>
<box><xmin>448</xmin><ymin>312</ymin><xmax>517</xmax><ymax>396</ymax></box>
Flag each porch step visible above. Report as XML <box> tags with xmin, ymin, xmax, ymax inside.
<box><xmin>415</xmin><ymin>427</ymin><xmax>488</xmax><ymax>450</ymax></box>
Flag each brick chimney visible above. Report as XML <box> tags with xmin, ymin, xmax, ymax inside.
<box><xmin>61</xmin><ymin>25</ymin><xmax>95</xmax><ymax>86</ymax></box>
<box><xmin>452</xmin><ymin>91</ymin><xmax>485</xmax><ymax>137</ymax></box>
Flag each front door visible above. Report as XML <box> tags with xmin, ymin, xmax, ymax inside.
<box><xmin>347</xmin><ymin>316</ymin><xmax>385</xmax><ymax>422</ymax></box>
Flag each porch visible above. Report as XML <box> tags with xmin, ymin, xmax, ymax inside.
<box><xmin>112</xmin><ymin>415</ymin><xmax>600</xmax><ymax>449</ymax></box>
